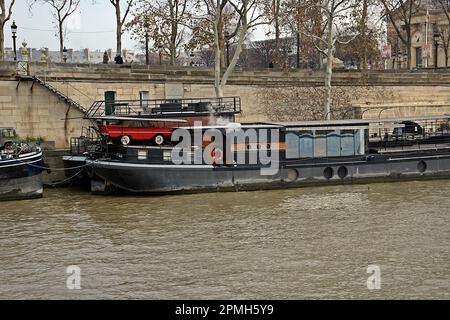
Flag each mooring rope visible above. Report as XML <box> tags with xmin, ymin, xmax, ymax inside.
<box><xmin>27</xmin><ymin>162</ymin><xmax>93</xmax><ymax>171</ymax></box>
<box><xmin>7</xmin><ymin>156</ymin><xmax>98</xmax><ymax>185</ymax></box>
<box><xmin>43</xmin><ymin>169</ymin><xmax>85</xmax><ymax>187</ymax></box>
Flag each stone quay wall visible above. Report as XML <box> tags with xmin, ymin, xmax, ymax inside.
<box><xmin>2</xmin><ymin>61</ymin><xmax>450</xmax><ymax>148</ymax></box>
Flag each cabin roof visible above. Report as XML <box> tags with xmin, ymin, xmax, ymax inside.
<box><xmin>182</xmin><ymin>124</ymin><xmax>282</xmax><ymax>130</ymax></box>
<box><xmin>267</xmin><ymin>115</ymin><xmax>450</xmax><ymax>128</ymax></box>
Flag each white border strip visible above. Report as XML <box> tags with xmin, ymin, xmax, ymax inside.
<box><xmin>0</xmin><ymin>152</ymin><xmax>42</xmax><ymax>164</ymax></box>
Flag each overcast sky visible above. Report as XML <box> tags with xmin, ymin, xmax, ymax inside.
<box><xmin>5</xmin><ymin>1</ymin><xmax>142</xmax><ymax>51</ymax></box>
<box><xmin>4</xmin><ymin>1</ymin><xmax>266</xmax><ymax>52</ymax></box>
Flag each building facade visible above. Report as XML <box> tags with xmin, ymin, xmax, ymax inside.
<box><xmin>386</xmin><ymin>3</ymin><xmax>450</xmax><ymax>69</ymax></box>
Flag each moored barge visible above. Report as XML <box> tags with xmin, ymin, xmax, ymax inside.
<box><xmin>0</xmin><ymin>128</ymin><xmax>45</xmax><ymax>201</ymax></box>
<box><xmin>63</xmin><ymin>97</ymin><xmax>450</xmax><ymax>195</ymax></box>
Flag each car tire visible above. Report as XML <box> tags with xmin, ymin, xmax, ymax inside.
<box><xmin>120</xmin><ymin>135</ymin><xmax>131</xmax><ymax>145</ymax></box>
<box><xmin>3</xmin><ymin>142</ymin><xmax>14</xmax><ymax>151</ymax></box>
<box><xmin>154</xmin><ymin>134</ymin><xmax>164</xmax><ymax>145</ymax></box>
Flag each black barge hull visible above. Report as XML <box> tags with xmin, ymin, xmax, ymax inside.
<box><xmin>0</xmin><ymin>152</ymin><xmax>44</xmax><ymax>201</ymax></box>
<box><xmin>87</xmin><ymin>152</ymin><xmax>450</xmax><ymax>194</ymax></box>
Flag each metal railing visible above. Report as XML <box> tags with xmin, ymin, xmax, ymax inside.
<box><xmin>368</xmin><ymin>119</ymin><xmax>450</xmax><ymax>152</ymax></box>
<box><xmin>69</xmin><ymin>126</ymin><xmax>101</xmax><ymax>155</ymax></box>
<box><xmin>85</xmin><ymin>97</ymin><xmax>241</xmax><ymax>118</ymax></box>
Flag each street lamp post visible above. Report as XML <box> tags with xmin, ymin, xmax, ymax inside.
<box><xmin>434</xmin><ymin>28</ymin><xmax>441</xmax><ymax>69</ymax></box>
<box><xmin>11</xmin><ymin>21</ymin><xmax>17</xmax><ymax>61</ymax></box>
<box><xmin>144</xmin><ymin>22</ymin><xmax>149</xmax><ymax>65</ymax></box>
<box><xmin>145</xmin><ymin>32</ymin><xmax>149</xmax><ymax>65</ymax></box>
<box><xmin>224</xmin><ymin>31</ymin><xmax>230</xmax><ymax>67</ymax></box>
<box><xmin>62</xmin><ymin>46</ymin><xmax>68</xmax><ymax>63</ymax></box>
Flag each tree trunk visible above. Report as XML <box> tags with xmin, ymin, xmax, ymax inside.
<box><xmin>274</xmin><ymin>21</ymin><xmax>280</xmax><ymax>67</ymax></box>
<box><xmin>0</xmin><ymin>27</ymin><xmax>4</xmax><ymax>61</ymax></box>
<box><xmin>115</xmin><ymin>3</ymin><xmax>122</xmax><ymax>56</ymax></box>
<box><xmin>217</xmin><ymin>13</ymin><xmax>226</xmax><ymax>69</ymax></box>
<box><xmin>214</xmin><ymin>10</ymin><xmax>222</xmax><ymax>98</ymax></box>
<box><xmin>360</xmin><ymin>0</ymin><xmax>368</xmax><ymax>69</ymax></box>
<box><xmin>116</xmin><ymin>24</ymin><xmax>122</xmax><ymax>56</ymax></box>
<box><xmin>59</xmin><ymin>21</ymin><xmax>64</xmax><ymax>62</ymax></box>
<box><xmin>324</xmin><ymin>14</ymin><xmax>333</xmax><ymax>120</ymax></box>
<box><xmin>0</xmin><ymin>0</ymin><xmax>5</xmax><ymax>61</ymax></box>
<box><xmin>406</xmin><ymin>28</ymin><xmax>412</xmax><ymax>69</ymax></box>
<box><xmin>218</xmin><ymin>3</ymin><xmax>248</xmax><ymax>95</ymax></box>
<box><xmin>214</xmin><ymin>1</ymin><xmax>249</xmax><ymax>98</ymax></box>
<box><xmin>273</xmin><ymin>0</ymin><xmax>281</xmax><ymax>67</ymax></box>
<box><xmin>407</xmin><ymin>45</ymin><xmax>412</xmax><ymax>69</ymax></box>
<box><xmin>168</xmin><ymin>0</ymin><xmax>177</xmax><ymax>65</ymax></box>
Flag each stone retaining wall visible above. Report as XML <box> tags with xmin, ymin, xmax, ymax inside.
<box><xmin>2</xmin><ymin>62</ymin><xmax>450</xmax><ymax>148</ymax></box>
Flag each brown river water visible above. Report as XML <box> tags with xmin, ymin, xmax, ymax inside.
<box><xmin>0</xmin><ymin>180</ymin><xmax>449</xmax><ymax>299</ymax></box>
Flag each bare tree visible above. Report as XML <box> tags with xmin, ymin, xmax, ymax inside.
<box><xmin>260</xmin><ymin>0</ymin><xmax>285</xmax><ymax>67</ymax></box>
<box><xmin>109</xmin><ymin>0</ymin><xmax>133</xmax><ymax>56</ymax></box>
<box><xmin>197</xmin><ymin>47</ymin><xmax>215</xmax><ymax>66</ymax></box>
<box><xmin>127</xmin><ymin>0</ymin><xmax>192</xmax><ymax>65</ymax></box>
<box><xmin>189</xmin><ymin>1</ymin><xmax>242</xmax><ymax>69</ymax></box>
<box><xmin>380</xmin><ymin>0</ymin><xmax>421</xmax><ymax>70</ymax></box>
<box><xmin>434</xmin><ymin>0</ymin><xmax>450</xmax><ymax>67</ymax></box>
<box><xmin>293</xmin><ymin>0</ymin><xmax>360</xmax><ymax>120</ymax></box>
<box><xmin>331</xmin><ymin>0</ymin><xmax>382</xmax><ymax>68</ymax></box>
<box><xmin>195</xmin><ymin>0</ymin><xmax>265</xmax><ymax>97</ymax></box>
<box><xmin>0</xmin><ymin>0</ymin><xmax>15</xmax><ymax>61</ymax></box>
<box><xmin>33</xmin><ymin>0</ymin><xmax>80</xmax><ymax>61</ymax></box>
<box><xmin>247</xmin><ymin>38</ymin><xmax>277</xmax><ymax>68</ymax></box>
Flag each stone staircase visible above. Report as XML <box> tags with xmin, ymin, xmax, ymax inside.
<box><xmin>31</xmin><ymin>76</ymin><xmax>87</xmax><ymax>114</ymax></box>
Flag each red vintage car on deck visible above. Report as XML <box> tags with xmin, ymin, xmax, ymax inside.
<box><xmin>97</xmin><ymin>118</ymin><xmax>184</xmax><ymax>146</ymax></box>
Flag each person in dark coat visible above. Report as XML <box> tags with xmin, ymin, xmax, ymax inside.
<box><xmin>114</xmin><ymin>54</ymin><xmax>124</xmax><ymax>64</ymax></box>
<box><xmin>103</xmin><ymin>51</ymin><xmax>109</xmax><ymax>64</ymax></box>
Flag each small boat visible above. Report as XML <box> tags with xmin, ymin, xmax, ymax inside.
<box><xmin>0</xmin><ymin>128</ymin><xmax>45</xmax><ymax>201</ymax></box>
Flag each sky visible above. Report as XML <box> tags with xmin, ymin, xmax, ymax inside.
<box><xmin>4</xmin><ymin>0</ymin><xmax>267</xmax><ymax>52</ymax></box>
<box><xmin>4</xmin><ymin>1</ymin><xmax>137</xmax><ymax>51</ymax></box>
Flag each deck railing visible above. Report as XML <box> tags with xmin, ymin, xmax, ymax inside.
<box><xmin>85</xmin><ymin>97</ymin><xmax>241</xmax><ymax>119</ymax></box>
<box><xmin>69</xmin><ymin>126</ymin><xmax>101</xmax><ymax>155</ymax></box>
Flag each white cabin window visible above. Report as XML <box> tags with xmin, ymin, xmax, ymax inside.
<box><xmin>163</xmin><ymin>150</ymin><xmax>172</xmax><ymax>161</ymax></box>
<box><xmin>138</xmin><ymin>150</ymin><xmax>147</xmax><ymax>160</ymax></box>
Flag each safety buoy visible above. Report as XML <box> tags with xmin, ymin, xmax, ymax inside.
<box><xmin>211</xmin><ymin>148</ymin><xmax>223</xmax><ymax>164</ymax></box>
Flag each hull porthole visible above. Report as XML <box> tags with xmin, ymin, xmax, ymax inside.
<box><xmin>337</xmin><ymin>166</ymin><xmax>348</xmax><ymax>179</ymax></box>
<box><xmin>287</xmin><ymin>169</ymin><xmax>299</xmax><ymax>182</ymax></box>
<box><xmin>323</xmin><ymin>167</ymin><xmax>334</xmax><ymax>180</ymax></box>
<box><xmin>418</xmin><ymin>161</ymin><xmax>427</xmax><ymax>173</ymax></box>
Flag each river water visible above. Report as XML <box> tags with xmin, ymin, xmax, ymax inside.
<box><xmin>0</xmin><ymin>180</ymin><xmax>449</xmax><ymax>299</ymax></box>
